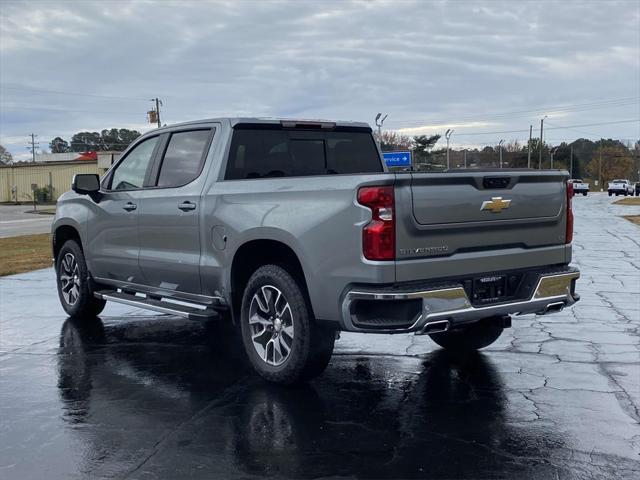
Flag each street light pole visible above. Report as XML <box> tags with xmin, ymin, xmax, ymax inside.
<box><xmin>498</xmin><ymin>139</ymin><xmax>505</xmax><ymax>168</ymax></box>
<box><xmin>527</xmin><ymin>124</ymin><xmax>532</xmax><ymax>168</ymax></box>
<box><xmin>445</xmin><ymin>129</ymin><xmax>454</xmax><ymax>169</ymax></box>
<box><xmin>539</xmin><ymin>115</ymin><xmax>547</xmax><ymax>169</ymax></box>
<box><xmin>375</xmin><ymin>113</ymin><xmax>387</xmax><ymax>149</ymax></box>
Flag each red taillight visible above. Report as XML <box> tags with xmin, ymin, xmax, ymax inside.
<box><xmin>357</xmin><ymin>186</ymin><xmax>395</xmax><ymax>260</ymax></box>
<box><xmin>566</xmin><ymin>180</ymin><xmax>574</xmax><ymax>244</ymax></box>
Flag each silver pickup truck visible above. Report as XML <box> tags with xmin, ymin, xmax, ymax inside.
<box><xmin>53</xmin><ymin>118</ymin><xmax>580</xmax><ymax>384</ymax></box>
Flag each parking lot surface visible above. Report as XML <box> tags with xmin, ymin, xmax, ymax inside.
<box><xmin>0</xmin><ymin>204</ymin><xmax>54</xmax><ymax>238</ymax></box>
<box><xmin>1</xmin><ymin>193</ymin><xmax>638</xmax><ymax>479</ymax></box>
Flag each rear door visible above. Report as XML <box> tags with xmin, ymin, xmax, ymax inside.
<box><xmin>88</xmin><ymin>135</ymin><xmax>161</xmax><ymax>283</ymax></box>
<box><xmin>136</xmin><ymin>126</ymin><xmax>216</xmax><ymax>295</ymax></box>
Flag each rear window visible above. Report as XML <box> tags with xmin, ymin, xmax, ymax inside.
<box><xmin>156</xmin><ymin>129</ymin><xmax>212</xmax><ymax>187</ymax></box>
<box><xmin>224</xmin><ymin>128</ymin><xmax>382</xmax><ymax>180</ymax></box>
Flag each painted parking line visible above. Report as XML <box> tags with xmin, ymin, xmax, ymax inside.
<box><xmin>0</xmin><ymin>218</ymin><xmax>52</xmax><ymax>224</ymax></box>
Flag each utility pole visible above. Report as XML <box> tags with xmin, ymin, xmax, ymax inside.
<box><xmin>149</xmin><ymin>98</ymin><xmax>163</xmax><ymax>128</ymax></box>
<box><xmin>527</xmin><ymin>124</ymin><xmax>532</xmax><ymax>168</ymax></box>
<box><xmin>570</xmin><ymin>146</ymin><xmax>573</xmax><ymax>178</ymax></box>
<box><xmin>375</xmin><ymin>113</ymin><xmax>387</xmax><ymax>149</ymax></box>
<box><xmin>550</xmin><ymin>147</ymin><xmax>556</xmax><ymax>169</ymax></box>
<box><xmin>539</xmin><ymin>115</ymin><xmax>547</xmax><ymax>169</ymax></box>
<box><xmin>498</xmin><ymin>139</ymin><xmax>504</xmax><ymax>168</ymax></box>
<box><xmin>599</xmin><ymin>138</ymin><xmax>603</xmax><ymax>191</ymax></box>
<box><xmin>445</xmin><ymin>129</ymin><xmax>454</xmax><ymax>169</ymax></box>
<box><xmin>27</xmin><ymin>134</ymin><xmax>39</xmax><ymax>162</ymax></box>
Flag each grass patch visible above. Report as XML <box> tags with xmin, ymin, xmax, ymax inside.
<box><xmin>623</xmin><ymin>215</ymin><xmax>640</xmax><ymax>227</ymax></box>
<box><xmin>613</xmin><ymin>197</ymin><xmax>640</xmax><ymax>205</ymax></box>
<box><xmin>0</xmin><ymin>233</ymin><xmax>52</xmax><ymax>276</ymax></box>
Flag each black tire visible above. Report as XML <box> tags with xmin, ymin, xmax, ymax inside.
<box><xmin>583</xmin><ymin>192</ymin><xmax>587</xmax><ymax>196</ymax></box>
<box><xmin>608</xmin><ymin>191</ymin><xmax>612</xmax><ymax>196</ymax></box>
<box><xmin>240</xmin><ymin>264</ymin><xmax>335</xmax><ymax>385</ymax></box>
<box><xmin>55</xmin><ymin>240</ymin><xmax>106</xmax><ymax>318</ymax></box>
<box><xmin>429</xmin><ymin>317</ymin><xmax>504</xmax><ymax>352</ymax></box>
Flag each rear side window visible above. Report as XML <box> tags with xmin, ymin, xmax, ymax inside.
<box><xmin>225</xmin><ymin>129</ymin><xmax>382</xmax><ymax>180</ymax></box>
<box><xmin>156</xmin><ymin>129</ymin><xmax>212</xmax><ymax>187</ymax></box>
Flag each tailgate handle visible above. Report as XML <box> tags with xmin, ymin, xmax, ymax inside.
<box><xmin>483</xmin><ymin>177</ymin><xmax>510</xmax><ymax>189</ymax></box>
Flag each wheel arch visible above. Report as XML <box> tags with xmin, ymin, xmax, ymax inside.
<box><xmin>229</xmin><ymin>238</ymin><xmax>313</xmax><ymax>322</ymax></box>
<box><xmin>53</xmin><ymin>224</ymin><xmax>83</xmax><ymax>261</ymax></box>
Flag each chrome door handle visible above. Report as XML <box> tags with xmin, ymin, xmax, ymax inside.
<box><xmin>178</xmin><ymin>201</ymin><xmax>197</xmax><ymax>211</ymax></box>
<box><xmin>122</xmin><ymin>202</ymin><xmax>137</xmax><ymax>211</ymax></box>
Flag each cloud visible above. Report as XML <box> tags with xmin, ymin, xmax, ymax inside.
<box><xmin>0</xmin><ymin>0</ymin><xmax>638</xmax><ymax>159</ymax></box>
<box><xmin>397</xmin><ymin>121</ymin><xmax>496</xmax><ymax>136</ymax></box>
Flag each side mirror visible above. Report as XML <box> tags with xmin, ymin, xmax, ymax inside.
<box><xmin>72</xmin><ymin>174</ymin><xmax>100</xmax><ymax>195</ymax></box>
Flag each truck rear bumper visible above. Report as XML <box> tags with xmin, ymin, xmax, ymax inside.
<box><xmin>340</xmin><ymin>267</ymin><xmax>579</xmax><ymax>334</ymax></box>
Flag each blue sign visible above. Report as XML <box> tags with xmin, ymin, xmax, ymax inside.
<box><xmin>383</xmin><ymin>151</ymin><xmax>412</xmax><ymax>167</ymax></box>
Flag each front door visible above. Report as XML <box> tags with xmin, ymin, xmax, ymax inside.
<box><xmin>87</xmin><ymin>135</ymin><xmax>160</xmax><ymax>283</ymax></box>
<box><xmin>137</xmin><ymin>127</ymin><xmax>215</xmax><ymax>295</ymax></box>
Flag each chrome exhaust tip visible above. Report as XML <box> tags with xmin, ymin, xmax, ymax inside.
<box><xmin>419</xmin><ymin>319</ymin><xmax>450</xmax><ymax>335</ymax></box>
<box><xmin>544</xmin><ymin>301</ymin><xmax>565</xmax><ymax>314</ymax></box>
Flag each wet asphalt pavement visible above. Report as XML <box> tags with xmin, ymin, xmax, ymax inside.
<box><xmin>0</xmin><ymin>204</ymin><xmax>54</xmax><ymax>238</ymax></box>
<box><xmin>1</xmin><ymin>193</ymin><xmax>639</xmax><ymax>479</ymax></box>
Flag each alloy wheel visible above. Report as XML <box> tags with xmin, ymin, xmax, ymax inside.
<box><xmin>249</xmin><ymin>285</ymin><xmax>294</xmax><ymax>366</ymax></box>
<box><xmin>60</xmin><ymin>253</ymin><xmax>80</xmax><ymax>306</ymax></box>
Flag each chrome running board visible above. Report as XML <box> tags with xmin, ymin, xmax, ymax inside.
<box><xmin>95</xmin><ymin>290</ymin><xmax>220</xmax><ymax>320</ymax></box>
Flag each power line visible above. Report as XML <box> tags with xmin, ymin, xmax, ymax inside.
<box><xmin>449</xmin><ymin>119</ymin><xmax>639</xmax><ymax>136</ymax></box>
<box><xmin>0</xmin><ymin>104</ymin><xmax>149</xmax><ymax>115</ymax></box>
<box><xmin>0</xmin><ymin>84</ymin><xmax>149</xmax><ymax>101</ymax></box>
<box><xmin>393</xmin><ymin>96</ymin><xmax>640</xmax><ymax>128</ymax></box>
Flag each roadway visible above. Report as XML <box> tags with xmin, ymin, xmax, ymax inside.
<box><xmin>0</xmin><ymin>204</ymin><xmax>54</xmax><ymax>238</ymax></box>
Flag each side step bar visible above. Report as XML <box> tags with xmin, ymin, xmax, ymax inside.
<box><xmin>95</xmin><ymin>290</ymin><xmax>220</xmax><ymax>320</ymax></box>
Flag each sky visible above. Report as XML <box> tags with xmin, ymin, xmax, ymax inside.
<box><xmin>1</xmin><ymin>0</ymin><xmax>639</xmax><ymax>161</ymax></box>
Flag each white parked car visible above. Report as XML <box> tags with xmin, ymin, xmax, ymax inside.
<box><xmin>569</xmin><ymin>179</ymin><xmax>589</xmax><ymax>196</ymax></box>
<box><xmin>608</xmin><ymin>179</ymin><xmax>633</xmax><ymax>196</ymax></box>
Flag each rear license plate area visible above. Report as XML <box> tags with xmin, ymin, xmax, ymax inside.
<box><xmin>472</xmin><ymin>275</ymin><xmax>507</xmax><ymax>304</ymax></box>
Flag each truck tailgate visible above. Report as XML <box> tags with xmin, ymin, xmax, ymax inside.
<box><xmin>394</xmin><ymin>170</ymin><xmax>570</xmax><ymax>282</ymax></box>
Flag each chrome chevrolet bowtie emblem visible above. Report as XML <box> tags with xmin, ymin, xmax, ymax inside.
<box><xmin>480</xmin><ymin>196</ymin><xmax>511</xmax><ymax>213</ymax></box>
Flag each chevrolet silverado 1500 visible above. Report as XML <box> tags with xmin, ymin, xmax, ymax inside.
<box><xmin>569</xmin><ymin>179</ymin><xmax>589</xmax><ymax>196</ymax></box>
<box><xmin>608</xmin><ymin>179</ymin><xmax>633</xmax><ymax>196</ymax></box>
<box><xmin>53</xmin><ymin>118</ymin><xmax>580</xmax><ymax>384</ymax></box>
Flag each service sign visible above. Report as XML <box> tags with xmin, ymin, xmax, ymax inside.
<box><xmin>383</xmin><ymin>151</ymin><xmax>412</xmax><ymax>167</ymax></box>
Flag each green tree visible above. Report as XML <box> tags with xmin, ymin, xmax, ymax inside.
<box><xmin>69</xmin><ymin>128</ymin><xmax>141</xmax><ymax>152</ymax></box>
<box><xmin>411</xmin><ymin>134</ymin><xmax>441</xmax><ymax>166</ymax></box>
<box><xmin>49</xmin><ymin>137</ymin><xmax>70</xmax><ymax>153</ymax></box>
<box><xmin>100</xmin><ymin>128</ymin><xmax>141</xmax><ymax>151</ymax></box>
<box><xmin>70</xmin><ymin>132</ymin><xmax>102</xmax><ymax>152</ymax></box>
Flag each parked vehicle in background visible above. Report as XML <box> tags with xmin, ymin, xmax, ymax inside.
<box><xmin>635</xmin><ymin>182</ymin><xmax>640</xmax><ymax>196</ymax></box>
<box><xmin>569</xmin><ymin>179</ymin><xmax>589</xmax><ymax>196</ymax></box>
<box><xmin>608</xmin><ymin>179</ymin><xmax>633</xmax><ymax>196</ymax></box>
<box><xmin>52</xmin><ymin>117</ymin><xmax>580</xmax><ymax>384</ymax></box>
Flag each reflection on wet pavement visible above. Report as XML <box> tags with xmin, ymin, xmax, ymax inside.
<box><xmin>1</xmin><ymin>193</ymin><xmax>639</xmax><ymax>479</ymax></box>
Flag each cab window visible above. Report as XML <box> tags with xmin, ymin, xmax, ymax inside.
<box><xmin>155</xmin><ymin>129</ymin><xmax>213</xmax><ymax>188</ymax></box>
<box><xmin>110</xmin><ymin>137</ymin><xmax>159</xmax><ymax>190</ymax></box>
